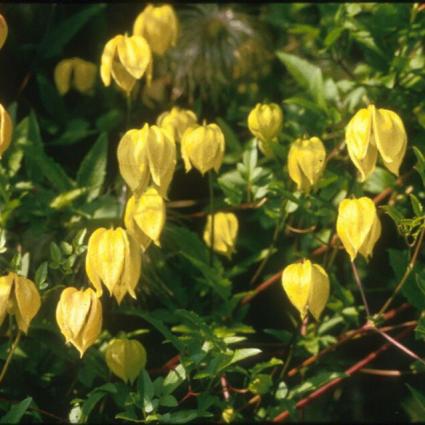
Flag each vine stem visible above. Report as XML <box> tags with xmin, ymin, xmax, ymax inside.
<box><xmin>350</xmin><ymin>260</ymin><xmax>371</xmax><ymax>317</ymax></box>
<box><xmin>378</xmin><ymin>226</ymin><xmax>425</xmax><ymax>316</ymax></box>
<box><xmin>0</xmin><ymin>330</ymin><xmax>22</xmax><ymax>386</ymax></box>
<box><xmin>208</xmin><ymin>171</ymin><xmax>215</xmax><ymax>266</ymax></box>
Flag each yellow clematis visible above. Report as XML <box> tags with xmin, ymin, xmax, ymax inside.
<box><xmin>133</xmin><ymin>4</ymin><xmax>178</xmax><ymax>56</ymax></box>
<box><xmin>105</xmin><ymin>338</ymin><xmax>147</xmax><ymax>384</ymax></box>
<box><xmin>336</xmin><ymin>196</ymin><xmax>382</xmax><ymax>262</ymax></box>
<box><xmin>0</xmin><ymin>272</ymin><xmax>41</xmax><ymax>334</ymax></box>
<box><xmin>54</xmin><ymin>57</ymin><xmax>97</xmax><ymax>95</ymax></box>
<box><xmin>156</xmin><ymin>107</ymin><xmax>198</xmax><ymax>142</ymax></box>
<box><xmin>203</xmin><ymin>212</ymin><xmax>238</xmax><ymax>258</ymax></box>
<box><xmin>281</xmin><ymin>259</ymin><xmax>330</xmax><ymax>321</ymax></box>
<box><xmin>85</xmin><ymin>227</ymin><xmax>142</xmax><ymax>304</ymax></box>
<box><xmin>0</xmin><ymin>104</ymin><xmax>12</xmax><ymax>158</ymax></box>
<box><xmin>181</xmin><ymin>123</ymin><xmax>225</xmax><ymax>175</ymax></box>
<box><xmin>0</xmin><ymin>14</ymin><xmax>7</xmax><ymax>50</ymax></box>
<box><xmin>56</xmin><ymin>287</ymin><xmax>102</xmax><ymax>357</ymax></box>
<box><xmin>287</xmin><ymin>137</ymin><xmax>326</xmax><ymax>192</ymax></box>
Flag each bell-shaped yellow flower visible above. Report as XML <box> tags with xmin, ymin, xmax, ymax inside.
<box><xmin>287</xmin><ymin>137</ymin><xmax>326</xmax><ymax>192</ymax></box>
<box><xmin>133</xmin><ymin>4</ymin><xmax>178</xmax><ymax>56</ymax></box>
<box><xmin>105</xmin><ymin>338</ymin><xmax>147</xmax><ymax>384</ymax></box>
<box><xmin>346</xmin><ymin>104</ymin><xmax>407</xmax><ymax>181</ymax></box>
<box><xmin>181</xmin><ymin>123</ymin><xmax>225</xmax><ymax>175</ymax></box>
<box><xmin>248</xmin><ymin>103</ymin><xmax>283</xmax><ymax>142</ymax></box>
<box><xmin>100</xmin><ymin>34</ymin><xmax>152</xmax><ymax>93</ymax></box>
<box><xmin>0</xmin><ymin>104</ymin><xmax>12</xmax><ymax>158</ymax></box>
<box><xmin>281</xmin><ymin>259</ymin><xmax>329</xmax><ymax>321</ymax></box>
<box><xmin>203</xmin><ymin>212</ymin><xmax>238</xmax><ymax>258</ymax></box>
<box><xmin>0</xmin><ymin>272</ymin><xmax>41</xmax><ymax>334</ymax></box>
<box><xmin>117</xmin><ymin>124</ymin><xmax>176</xmax><ymax>196</ymax></box>
<box><xmin>157</xmin><ymin>107</ymin><xmax>197</xmax><ymax>142</ymax></box>
<box><xmin>0</xmin><ymin>14</ymin><xmax>7</xmax><ymax>50</ymax></box>
<box><xmin>54</xmin><ymin>57</ymin><xmax>97</xmax><ymax>95</ymax></box>
<box><xmin>85</xmin><ymin>227</ymin><xmax>142</xmax><ymax>304</ymax></box>
<box><xmin>336</xmin><ymin>196</ymin><xmax>381</xmax><ymax>261</ymax></box>
<box><xmin>56</xmin><ymin>287</ymin><xmax>102</xmax><ymax>357</ymax></box>
<box><xmin>124</xmin><ymin>187</ymin><xmax>165</xmax><ymax>251</ymax></box>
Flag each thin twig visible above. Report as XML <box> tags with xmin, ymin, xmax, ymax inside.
<box><xmin>351</xmin><ymin>260</ymin><xmax>371</xmax><ymax>317</ymax></box>
<box><xmin>0</xmin><ymin>330</ymin><xmax>21</xmax><ymax>386</ymax></box>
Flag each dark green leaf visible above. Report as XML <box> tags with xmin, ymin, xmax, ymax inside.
<box><xmin>0</xmin><ymin>397</ymin><xmax>32</xmax><ymax>424</ymax></box>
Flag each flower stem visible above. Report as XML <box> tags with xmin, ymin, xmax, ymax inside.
<box><xmin>350</xmin><ymin>260</ymin><xmax>371</xmax><ymax>317</ymax></box>
<box><xmin>208</xmin><ymin>171</ymin><xmax>215</xmax><ymax>266</ymax></box>
<box><xmin>0</xmin><ymin>330</ymin><xmax>22</xmax><ymax>386</ymax></box>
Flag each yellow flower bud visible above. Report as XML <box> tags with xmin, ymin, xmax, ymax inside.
<box><xmin>181</xmin><ymin>123</ymin><xmax>225</xmax><ymax>175</ymax></box>
<box><xmin>203</xmin><ymin>212</ymin><xmax>238</xmax><ymax>258</ymax></box>
<box><xmin>281</xmin><ymin>259</ymin><xmax>330</xmax><ymax>321</ymax></box>
<box><xmin>105</xmin><ymin>338</ymin><xmax>147</xmax><ymax>384</ymax></box>
<box><xmin>287</xmin><ymin>137</ymin><xmax>326</xmax><ymax>192</ymax></box>
<box><xmin>124</xmin><ymin>187</ymin><xmax>165</xmax><ymax>251</ymax></box>
<box><xmin>100</xmin><ymin>34</ymin><xmax>152</xmax><ymax>93</ymax></box>
<box><xmin>0</xmin><ymin>14</ymin><xmax>8</xmax><ymax>50</ymax></box>
<box><xmin>0</xmin><ymin>272</ymin><xmax>41</xmax><ymax>334</ymax></box>
<box><xmin>346</xmin><ymin>104</ymin><xmax>407</xmax><ymax>181</ymax></box>
<box><xmin>56</xmin><ymin>287</ymin><xmax>102</xmax><ymax>357</ymax></box>
<box><xmin>157</xmin><ymin>107</ymin><xmax>197</xmax><ymax>142</ymax></box>
<box><xmin>54</xmin><ymin>58</ymin><xmax>97</xmax><ymax>95</ymax></box>
<box><xmin>247</xmin><ymin>103</ymin><xmax>283</xmax><ymax>142</ymax></box>
<box><xmin>336</xmin><ymin>197</ymin><xmax>381</xmax><ymax>262</ymax></box>
<box><xmin>222</xmin><ymin>407</ymin><xmax>235</xmax><ymax>424</ymax></box>
<box><xmin>133</xmin><ymin>4</ymin><xmax>178</xmax><ymax>56</ymax></box>
<box><xmin>117</xmin><ymin>124</ymin><xmax>176</xmax><ymax>197</ymax></box>
<box><xmin>0</xmin><ymin>104</ymin><xmax>12</xmax><ymax>158</ymax></box>
<box><xmin>85</xmin><ymin>227</ymin><xmax>141</xmax><ymax>304</ymax></box>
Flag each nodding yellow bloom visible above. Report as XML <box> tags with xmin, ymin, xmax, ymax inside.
<box><xmin>100</xmin><ymin>34</ymin><xmax>152</xmax><ymax>93</ymax></box>
<box><xmin>54</xmin><ymin>58</ymin><xmax>97</xmax><ymax>95</ymax></box>
<box><xmin>247</xmin><ymin>103</ymin><xmax>283</xmax><ymax>156</ymax></box>
<box><xmin>181</xmin><ymin>123</ymin><xmax>225</xmax><ymax>175</ymax></box>
<box><xmin>124</xmin><ymin>187</ymin><xmax>165</xmax><ymax>251</ymax></box>
<box><xmin>281</xmin><ymin>259</ymin><xmax>330</xmax><ymax>321</ymax></box>
<box><xmin>85</xmin><ymin>227</ymin><xmax>142</xmax><ymax>304</ymax></box>
<box><xmin>117</xmin><ymin>124</ymin><xmax>176</xmax><ymax>197</ymax></box>
<box><xmin>287</xmin><ymin>137</ymin><xmax>326</xmax><ymax>192</ymax></box>
<box><xmin>156</xmin><ymin>107</ymin><xmax>197</xmax><ymax>142</ymax></box>
<box><xmin>133</xmin><ymin>4</ymin><xmax>178</xmax><ymax>56</ymax></box>
<box><xmin>346</xmin><ymin>104</ymin><xmax>407</xmax><ymax>181</ymax></box>
<box><xmin>0</xmin><ymin>272</ymin><xmax>41</xmax><ymax>334</ymax></box>
<box><xmin>56</xmin><ymin>287</ymin><xmax>102</xmax><ymax>357</ymax></box>
<box><xmin>0</xmin><ymin>15</ymin><xmax>7</xmax><ymax>49</ymax></box>
<box><xmin>105</xmin><ymin>338</ymin><xmax>147</xmax><ymax>384</ymax></box>
<box><xmin>336</xmin><ymin>196</ymin><xmax>381</xmax><ymax>262</ymax></box>
<box><xmin>203</xmin><ymin>212</ymin><xmax>238</xmax><ymax>258</ymax></box>
<box><xmin>0</xmin><ymin>104</ymin><xmax>12</xmax><ymax>158</ymax></box>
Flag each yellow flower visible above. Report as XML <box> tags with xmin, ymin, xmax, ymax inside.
<box><xmin>105</xmin><ymin>338</ymin><xmax>147</xmax><ymax>384</ymax></box>
<box><xmin>181</xmin><ymin>123</ymin><xmax>225</xmax><ymax>175</ymax></box>
<box><xmin>0</xmin><ymin>272</ymin><xmax>41</xmax><ymax>334</ymax></box>
<box><xmin>100</xmin><ymin>34</ymin><xmax>152</xmax><ymax>93</ymax></box>
<box><xmin>0</xmin><ymin>14</ymin><xmax>7</xmax><ymax>50</ymax></box>
<box><xmin>54</xmin><ymin>58</ymin><xmax>97</xmax><ymax>95</ymax></box>
<box><xmin>124</xmin><ymin>187</ymin><xmax>165</xmax><ymax>251</ymax></box>
<box><xmin>247</xmin><ymin>103</ymin><xmax>283</xmax><ymax>142</ymax></box>
<box><xmin>0</xmin><ymin>104</ymin><xmax>12</xmax><ymax>158</ymax></box>
<box><xmin>281</xmin><ymin>259</ymin><xmax>330</xmax><ymax>321</ymax></box>
<box><xmin>85</xmin><ymin>227</ymin><xmax>141</xmax><ymax>304</ymax></box>
<box><xmin>287</xmin><ymin>137</ymin><xmax>326</xmax><ymax>192</ymax></box>
<box><xmin>346</xmin><ymin>104</ymin><xmax>407</xmax><ymax>181</ymax></box>
<box><xmin>117</xmin><ymin>124</ymin><xmax>176</xmax><ymax>196</ymax></box>
<box><xmin>156</xmin><ymin>107</ymin><xmax>198</xmax><ymax>142</ymax></box>
<box><xmin>336</xmin><ymin>196</ymin><xmax>381</xmax><ymax>261</ymax></box>
<box><xmin>133</xmin><ymin>4</ymin><xmax>178</xmax><ymax>56</ymax></box>
<box><xmin>203</xmin><ymin>212</ymin><xmax>238</xmax><ymax>258</ymax></box>
<box><xmin>222</xmin><ymin>407</ymin><xmax>235</xmax><ymax>424</ymax></box>
<box><xmin>56</xmin><ymin>287</ymin><xmax>102</xmax><ymax>357</ymax></box>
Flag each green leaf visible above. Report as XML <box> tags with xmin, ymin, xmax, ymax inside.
<box><xmin>276</xmin><ymin>51</ymin><xmax>327</xmax><ymax>110</ymax></box>
<box><xmin>228</xmin><ymin>348</ymin><xmax>261</xmax><ymax>366</ymax></box>
<box><xmin>76</xmin><ymin>133</ymin><xmax>108</xmax><ymax>200</ymax></box>
<box><xmin>363</xmin><ymin>167</ymin><xmax>396</xmax><ymax>195</ymax></box>
<box><xmin>413</xmin><ymin>146</ymin><xmax>425</xmax><ymax>188</ymax></box>
<box><xmin>50</xmin><ymin>188</ymin><xmax>88</xmax><ymax>210</ymax></box>
<box><xmin>406</xmin><ymin>384</ymin><xmax>425</xmax><ymax>415</ymax></box>
<box><xmin>36</xmin><ymin>74</ymin><xmax>67</xmax><ymax>124</ymax></box>
<box><xmin>0</xmin><ymin>397</ymin><xmax>32</xmax><ymax>424</ymax></box>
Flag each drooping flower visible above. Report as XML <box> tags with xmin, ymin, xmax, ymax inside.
<box><xmin>287</xmin><ymin>137</ymin><xmax>326</xmax><ymax>192</ymax></box>
<box><xmin>0</xmin><ymin>272</ymin><xmax>41</xmax><ymax>334</ymax></box>
<box><xmin>156</xmin><ymin>107</ymin><xmax>197</xmax><ymax>142</ymax></box>
<box><xmin>203</xmin><ymin>212</ymin><xmax>238</xmax><ymax>258</ymax></box>
<box><xmin>105</xmin><ymin>338</ymin><xmax>147</xmax><ymax>384</ymax></box>
<box><xmin>345</xmin><ymin>104</ymin><xmax>407</xmax><ymax>181</ymax></box>
<box><xmin>0</xmin><ymin>104</ymin><xmax>12</xmax><ymax>157</ymax></box>
<box><xmin>54</xmin><ymin>58</ymin><xmax>97</xmax><ymax>95</ymax></box>
<box><xmin>56</xmin><ymin>287</ymin><xmax>102</xmax><ymax>357</ymax></box>
<box><xmin>336</xmin><ymin>196</ymin><xmax>382</xmax><ymax>261</ymax></box>
<box><xmin>85</xmin><ymin>227</ymin><xmax>141</xmax><ymax>304</ymax></box>
<box><xmin>0</xmin><ymin>14</ymin><xmax>7</xmax><ymax>50</ymax></box>
<box><xmin>281</xmin><ymin>259</ymin><xmax>330</xmax><ymax>321</ymax></box>
<box><xmin>181</xmin><ymin>123</ymin><xmax>225</xmax><ymax>175</ymax></box>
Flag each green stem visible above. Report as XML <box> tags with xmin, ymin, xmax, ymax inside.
<box><xmin>208</xmin><ymin>171</ymin><xmax>215</xmax><ymax>266</ymax></box>
<box><xmin>0</xmin><ymin>330</ymin><xmax>22</xmax><ymax>387</ymax></box>
<box><xmin>351</xmin><ymin>260</ymin><xmax>371</xmax><ymax>318</ymax></box>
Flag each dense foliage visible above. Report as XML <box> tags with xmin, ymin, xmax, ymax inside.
<box><xmin>0</xmin><ymin>3</ymin><xmax>425</xmax><ymax>423</ymax></box>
